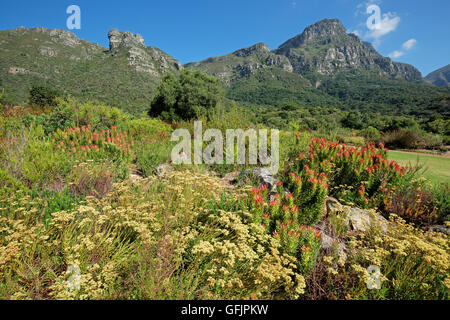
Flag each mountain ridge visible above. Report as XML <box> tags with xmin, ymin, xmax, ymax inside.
<box><xmin>0</xmin><ymin>26</ymin><xmax>181</xmax><ymax>113</ymax></box>
<box><xmin>0</xmin><ymin>19</ymin><xmax>448</xmax><ymax>117</ymax></box>
<box><xmin>425</xmin><ymin>64</ymin><xmax>450</xmax><ymax>87</ymax></box>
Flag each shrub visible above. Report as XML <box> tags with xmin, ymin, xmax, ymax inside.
<box><xmin>335</xmin><ymin>134</ymin><xmax>366</xmax><ymax>146</ymax></box>
<box><xmin>287</xmin><ymin>137</ymin><xmax>411</xmax><ymax>211</ymax></box>
<box><xmin>76</xmin><ymin>102</ymin><xmax>130</xmax><ymax>131</ymax></box>
<box><xmin>242</xmin><ymin>175</ymin><xmax>326</xmax><ymax>272</ymax></box>
<box><xmin>53</xmin><ymin>125</ymin><xmax>133</xmax><ymax>161</ymax></box>
<box><xmin>361</xmin><ymin>126</ymin><xmax>381</xmax><ymax>141</ymax></box>
<box><xmin>384</xmin><ymin>186</ymin><xmax>438</xmax><ymax>225</ymax></box>
<box><xmin>0</xmin><ymin>169</ymin><xmax>306</xmax><ymax>300</ymax></box>
<box><xmin>126</xmin><ymin>118</ymin><xmax>172</xmax><ymax>138</ymax></box>
<box><xmin>149</xmin><ymin>70</ymin><xmax>224</xmax><ymax>121</ymax></box>
<box><xmin>68</xmin><ymin>161</ymin><xmax>114</xmax><ymax>198</ymax></box>
<box><xmin>0</xmin><ymin>167</ymin><xmax>27</xmax><ymax>197</ymax></box>
<box><xmin>135</xmin><ymin>141</ymin><xmax>174</xmax><ymax>177</ymax></box>
<box><xmin>28</xmin><ymin>86</ymin><xmax>59</xmax><ymax>108</ymax></box>
<box><xmin>0</xmin><ymin>125</ymin><xmax>72</xmax><ymax>190</ymax></box>
<box><xmin>383</xmin><ymin>130</ymin><xmax>421</xmax><ymax>149</ymax></box>
<box><xmin>342</xmin><ymin>215</ymin><xmax>449</xmax><ymax>300</ymax></box>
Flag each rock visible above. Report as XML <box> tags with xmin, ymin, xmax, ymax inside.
<box><xmin>322</xmin><ymin>197</ymin><xmax>389</xmax><ymax>233</ymax></box>
<box><xmin>346</xmin><ymin>207</ymin><xmax>389</xmax><ymax>233</ymax></box>
<box><xmin>315</xmin><ymin>220</ymin><xmax>347</xmax><ymax>258</ymax></box>
<box><xmin>155</xmin><ymin>163</ymin><xmax>173</xmax><ymax>177</ymax></box>
<box><xmin>233</xmin><ymin>43</ymin><xmax>270</xmax><ymax>57</ymax></box>
<box><xmin>424</xmin><ymin>225</ymin><xmax>450</xmax><ymax>235</ymax></box>
<box><xmin>220</xmin><ymin>172</ymin><xmax>239</xmax><ymax>190</ymax></box>
<box><xmin>325</xmin><ymin>197</ymin><xmax>343</xmax><ymax>216</ymax></box>
<box><xmin>107</xmin><ymin>28</ymin><xmax>182</xmax><ymax>76</ymax></box>
<box><xmin>129</xmin><ymin>173</ymin><xmax>142</xmax><ymax>184</ymax></box>
<box><xmin>108</xmin><ymin>28</ymin><xmax>145</xmax><ymax>52</ymax></box>
<box><xmin>239</xmin><ymin>168</ymin><xmax>277</xmax><ymax>190</ymax></box>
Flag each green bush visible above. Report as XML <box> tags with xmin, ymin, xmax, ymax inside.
<box><xmin>0</xmin><ymin>125</ymin><xmax>72</xmax><ymax>190</ymax></box>
<box><xmin>149</xmin><ymin>69</ymin><xmax>224</xmax><ymax>121</ymax></box>
<box><xmin>361</xmin><ymin>126</ymin><xmax>381</xmax><ymax>141</ymax></box>
<box><xmin>28</xmin><ymin>86</ymin><xmax>59</xmax><ymax>108</ymax></box>
<box><xmin>126</xmin><ymin>118</ymin><xmax>172</xmax><ymax>138</ymax></box>
<box><xmin>135</xmin><ymin>141</ymin><xmax>174</xmax><ymax>177</ymax></box>
<box><xmin>244</xmin><ymin>180</ymin><xmax>324</xmax><ymax>272</ymax></box>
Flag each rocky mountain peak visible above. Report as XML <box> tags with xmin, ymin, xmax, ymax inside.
<box><xmin>108</xmin><ymin>28</ymin><xmax>146</xmax><ymax>52</ymax></box>
<box><xmin>302</xmin><ymin>18</ymin><xmax>347</xmax><ymax>40</ymax></box>
<box><xmin>233</xmin><ymin>42</ymin><xmax>270</xmax><ymax>57</ymax></box>
<box><xmin>273</xmin><ymin>18</ymin><xmax>422</xmax><ymax>81</ymax></box>
<box><xmin>277</xmin><ymin>18</ymin><xmax>347</xmax><ymax>52</ymax></box>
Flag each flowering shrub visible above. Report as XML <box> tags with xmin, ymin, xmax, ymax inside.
<box><xmin>384</xmin><ymin>186</ymin><xmax>439</xmax><ymax>225</ymax></box>
<box><xmin>289</xmin><ymin>137</ymin><xmax>411</xmax><ymax>210</ymax></box>
<box><xmin>344</xmin><ymin>215</ymin><xmax>449</xmax><ymax>299</ymax></box>
<box><xmin>53</xmin><ymin>125</ymin><xmax>134</xmax><ymax>162</ymax></box>
<box><xmin>243</xmin><ymin>180</ymin><xmax>323</xmax><ymax>273</ymax></box>
<box><xmin>0</xmin><ymin>169</ymin><xmax>306</xmax><ymax>300</ymax></box>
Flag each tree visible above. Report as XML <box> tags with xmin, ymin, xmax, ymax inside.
<box><xmin>149</xmin><ymin>69</ymin><xmax>224</xmax><ymax>121</ymax></box>
<box><xmin>342</xmin><ymin>111</ymin><xmax>363</xmax><ymax>129</ymax></box>
<box><xmin>29</xmin><ymin>86</ymin><xmax>59</xmax><ymax>108</ymax></box>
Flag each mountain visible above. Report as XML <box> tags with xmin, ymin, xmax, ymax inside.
<box><xmin>274</xmin><ymin>19</ymin><xmax>421</xmax><ymax>81</ymax></box>
<box><xmin>425</xmin><ymin>65</ymin><xmax>450</xmax><ymax>87</ymax></box>
<box><xmin>0</xmin><ymin>26</ymin><xmax>181</xmax><ymax>113</ymax></box>
<box><xmin>186</xmin><ymin>19</ymin><xmax>450</xmax><ymax>116</ymax></box>
<box><xmin>185</xmin><ymin>42</ymin><xmax>295</xmax><ymax>85</ymax></box>
<box><xmin>0</xmin><ymin>20</ymin><xmax>448</xmax><ymax>117</ymax></box>
<box><xmin>187</xmin><ymin>19</ymin><xmax>422</xmax><ymax>85</ymax></box>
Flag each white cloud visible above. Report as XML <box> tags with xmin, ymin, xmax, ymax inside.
<box><xmin>389</xmin><ymin>50</ymin><xmax>404</xmax><ymax>59</ymax></box>
<box><xmin>402</xmin><ymin>39</ymin><xmax>417</xmax><ymax>50</ymax></box>
<box><xmin>365</xmin><ymin>12</ymin><xmax>401</xmax><ymax>40</ymax></box>
<box><xmin>349</xmin><ymin>30</ymin><xmax>361</xmax><ymax>37</ymax></box>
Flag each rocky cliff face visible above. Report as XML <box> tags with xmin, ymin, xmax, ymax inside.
<box><xmin>107</xmin><ymin>29</ymin><xmax>182</xmax><ymax>76</ymax></box>
<box><xmin>0</xmin><ymin>27</ymin><xmax>182</xmax><ymax>113</ymax></box>
<box><xmin>274</xmin><ymin>19</ymin><xmax>422</xmax><ymax>81</ymax></box>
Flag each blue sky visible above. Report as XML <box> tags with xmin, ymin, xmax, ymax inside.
<box><xmin>0</xmin><ymin>0</ymin><xmax>449</xmax><ymax>75</ymax></box>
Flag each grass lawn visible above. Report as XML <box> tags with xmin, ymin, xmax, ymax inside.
<box><xmin>388</xmin><ymin>150</ymin><xmax>450</xmax><ymax>185</ymax></box>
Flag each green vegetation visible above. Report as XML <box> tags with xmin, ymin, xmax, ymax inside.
<box><xmin>28</xmin><ymin>85</ymin><xmax>59</xmax><ymax>108</ymax></box>
<box><xmin>0</xmin><ymin>27</ymin><xmax>180</xmax><ymax>114</ymax></box>
<box><xmin>1</xmin><ymin>97</ymin><xmax>448</xmax><ymax>300</ymax></box>
<box><xmin>149</xmin><ymin>69</ymin><xmax>224</xmax><ymax>121</ymax></box>
<box><xmin>0</xmin><ymin>21</ymin><xmax>449</xmax><ymax>301</ymax></box>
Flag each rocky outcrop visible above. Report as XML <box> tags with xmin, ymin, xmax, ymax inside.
<box><xmin>239</xmin><ymin>168</ymin><xmax>277</xmax><ymax>189</ymax></box>
<box><xmin>277</xmin><ymin>18</ymin><xmax>347</xmax><ymax>53</ymax></box>
<box><xmin>275</xmin><ymin>18</ymin><xmax>423</xmax><ymax>81</ymax></box>
<box><xmin>345</xmin><ymin>207</ymin><xmax>389</xmax><ymax>233</ymax></box>
<box><xmin>107</xmin><ymin>28</ymin><xmax>182</xmax><ymax>76</ymax></box>
<box><xmin>108</xmin><ymin>28</ymin><xmax>145</xmax><ymax>52</ymax></box>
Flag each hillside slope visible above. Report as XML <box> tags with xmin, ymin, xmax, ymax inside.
<box><xmin>425</xmin><ymin>64</ymin><xmax>450</xmax><ymax>87</ymax></box>
<box><xmin>0</xmin><ymin>27</ymin><xmax>182</xmax><ymax>114</ymax></box>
